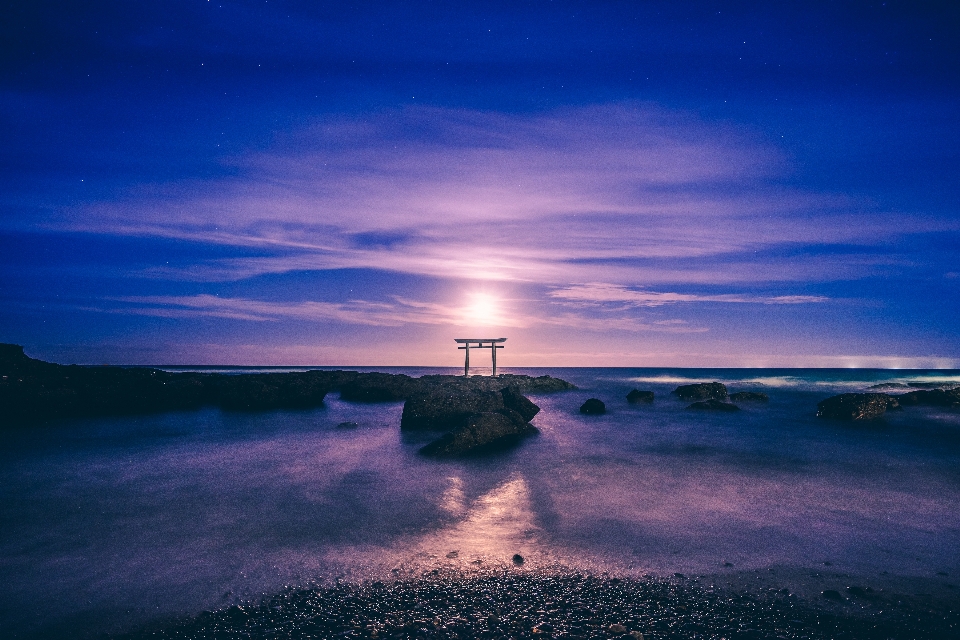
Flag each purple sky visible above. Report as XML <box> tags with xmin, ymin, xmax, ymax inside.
<box><xmin>2</xmin><ymin>1</ymin><xmax>958</xmax><ymax>366</ymax></box>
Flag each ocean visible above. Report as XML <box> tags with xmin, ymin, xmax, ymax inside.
<box><xmin>1</xmin><ymin>367</ymin><xmax>959</xmax><ymax>638</ymax></box>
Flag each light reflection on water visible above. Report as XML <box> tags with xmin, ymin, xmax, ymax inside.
<box><xmin>1</xmin><ymin>367</ymin><xmax>960</xmax><ymax>638</ymax></box>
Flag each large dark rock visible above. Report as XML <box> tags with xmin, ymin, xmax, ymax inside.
<box><xmin>400</xmin><ymin>388</ymin><xmax>506</xmax><ymax>431</ymax></box>
<box><xmin>338</xmin><ymin>372</ymin><xmax>416</xmax><ymax>402</ymax></box>
<box><xmin>816</xmin><ymin>393</ymin><xmax>900</xmax><ymax>420</ymax></box>
<box><xmin>895</xmin><ymin>388</ymin><xmax>960</xmax><ymax>407</ymax></box>
<box><xmin>419</xmin><ymin>409</ymin><xmax>537</xmax><ymax>457</ymax></box>
<box><xmin>687</xmin><ymin>399</ymin><xmax>740</xmax><ymax>412</ymax></box>
<box><xmin>729</xmin><ymin>391</ymin><xmax>769</xmax><ymax>403</ymax></box>
<box><xmin>211</xmin><ymin>372</ymin><xmax>330</xmax><ymax>411</ymax></box>
<box><xmin>579</xmin><ymin>398</ymin><xmax>606</xmax><ymax>415</ymax></box>
<box><xmin>626</xmin><ymin>389</ymin><xmax>655</xmax><ymax>404</ymax></box>
<box><xmin>0</xmin><ymin>344</ymin><xmax>331</xmax><ymax>426</ymax></box>
<box><xmin>500</xmin><ymin>385</ymin><xmax>540</xmax><ymax>422</ymax></box>
<box><xmin>672</xmin><ymin>382</ymin><xmax>728</xmax><ymax>400</ymax></box>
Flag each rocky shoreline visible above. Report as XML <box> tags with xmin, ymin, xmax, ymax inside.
<box><xmin>0</xmin><ymin>344</ymin><xmax>573</xmax><ymax>427</ymax></box>
<box><xmin>0</xmin><ymin>343</ymin><xmax>578</xmax><ymax>456</ymax></box>
<box><xmin>110</xmin><ymin>569</ymin><xmax>959</xmax><ymax>640</ymax></box>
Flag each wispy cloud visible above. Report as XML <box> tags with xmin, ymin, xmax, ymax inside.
<box><xmin>548</xmin><ymin>283</ymin><xmax>828</xmax><ymax>307</ymax></box>
<box><xmin>96</xmin><ymin>293</ymin><xmax>707</xmax><ymax>334</ymax></box>
<box><xmin>108</xmin><ymin>295</ymin><xmax>456</xmax><ymax>327</ymax></box>
<box><xmin>33</xmin><ymin>104</ymin><xmax>953</xmax><ymax>287</ymax></box>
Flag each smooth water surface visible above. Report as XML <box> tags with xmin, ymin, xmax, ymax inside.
<box><xmin>2</xmin><ymin>368</ymin><xmax>959</xmax><ymax>638</ymax></box>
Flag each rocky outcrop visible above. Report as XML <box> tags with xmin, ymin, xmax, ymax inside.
<box><xmin>399</xmin><ymin>383</ymin><xmax>547</xmax><ymax>433</ymax></box>
<box><xmin>729</xmin><ymin>391</ymin><xmax>769</xmax><ymax>403</ymax></box>
<box><xmin>211</xmin><ymin>372</ymin><xmax>332</xmax><ymax>411</ymax></box>
<box><xmin>400</xmin><ymin>388</ymin><xmax>507</xmax><ymax>431</ymax></box>
<box><xmin>816</xmin><ymin>393</ymin><xmax>900</xmax><ymax>420</ymax></box>
<box><xmin>626</xmin><ymin>389</ymin><xmax>654</xmax><ymax>404</ymax></box>
<box><xmin>894</xmin><ymin>388</ymin><xmax>960</xmax><ymax>407</ymax></box>
<box><xmin>0</xmin><ymin>344</ymin><xmax>575</xmax><ymax>428</ymax></box>
<box><xmin>403</xmin><ymin>384</ymin><xmax>545</xmax><ymax>456</ymax></box>
<box><xmin>416</xmin><ymin>373</ymin><xmax>577</xmax><ymax>394</ymax></box>
<box><xmin>500</xmin><ymin>385</ymin><xmax>541</xmax><ymax>422</ymax></box>
<box><xmin>672</xmin><ymin>382</ymin><xmax>728</xmax><ymax>400</ymax></box>
<box><xmin>687</xmin><ymin>399</ymin><xmax>740</xmax><ymax>412</ymax></box>
<box><xmin>338</xmin><ymin>373</ymin><xmax>417</xmax><ymax>402</ymax></box>
<box><xmin>579</xmin><ymin>398</ymin><xmax>606</xmax><ymax>415</ymax></box>
<box><xmin>419</xmin><ymin>409</ymin><xmax>537</xmax><ymax>457</ymax></box>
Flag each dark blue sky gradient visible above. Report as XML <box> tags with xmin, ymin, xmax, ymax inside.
<box><xmin>2</xmin><ymin>1</ymin><xmax>958</xmax><ymax>365</ymax></box>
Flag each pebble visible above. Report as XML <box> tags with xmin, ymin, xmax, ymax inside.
<box><xmin>109</xmin><ymin>571</ymin><xmax>959</xmax><ymax>639</ymax></box>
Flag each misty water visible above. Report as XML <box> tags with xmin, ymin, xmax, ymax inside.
<box><xmin>2</xmin><ymin>368</ymin><xmax>960</xmax><ymax>638</ymax></box>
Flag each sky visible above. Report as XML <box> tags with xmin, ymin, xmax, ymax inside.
<box><xmin>1</xmin><ymin>1</ymin><xmax>958</xmax><ymax>367</ymax></box>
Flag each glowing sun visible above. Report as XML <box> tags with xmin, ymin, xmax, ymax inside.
<box><xmin>463</xmin><ymin>293</ymin><xmax>502</xmax><ymax>327</ymax></box>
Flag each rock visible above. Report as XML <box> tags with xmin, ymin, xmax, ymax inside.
<box><xmin>626</xmin><ymin>389</ymin><xmax>654</xmax><ymax>404</ymax></box>
<box><xmin>400</xmin><ymin>388</ymin><xmax>506</xmax><ymax>431</ymax></box>
<box><xmin>419</xmin><ymin>409</ymin><xmax>537</xmax><ymax>457</ymax></box>
<box><xmin>212</xmin><ymin>372</ymin><xmax>330</xmax><ymax>411</ymax></box>
<box><xmin>869</xmin><ymin>382</ymin><xmax>910</xmax><ymax>390</ymax></box>
<box><xmin>687</xmin><ymin>399</ymin><xmax>740</xmax><ymax>412</ymax></box>
<box><xmin>338</xmin><ymin>373</ymin><xmax>416</xmax><ymax>402</ymax></box>
<box><xmin>336</xmin><ymin>421</ymin><xmax>359</xmax><ymax>429</ymax></box>
<box><xmin>500</xmin><ymin>385</ymin><xmax>540</xmax><ymax>422</ymax></box>
<box><xmin>816</xmin><ymin>393</ymin><xmax>900</xmax><ymax>420</ymax></box>
<box><xmin>729</xmin><ymin>391</ymin><xmax>768</xmax><ymax>403</ymax></box>
<box><xmin>608</xmin><ymin>623</ymin><xmax>627</xmax><ymax>634</ymax></box>
<box><xmin>512</xmin><ymin>554</ymin><xmax>524</xmax><ymax>565</ymax></box>
<box><xmin>672</xmin><ymin>382</ymin><xmax>728</xmax><ymax>400</ymax></box>
<box><xmin>579</xmin><ymin>398</ymin><xmax>606</xmax><ymax>414</ymax></box>
<box><xmin>416</xmin><ymin>373</ymin><xmax>577</xmax><ymax>394</ymax></box>
<box><xmin>908</xmin><ymin>382</ymin><xmax>958</xmax><ymax>389</ymax></box>
<box><xmin>821</xmin><ymin>589</ymin><xmax>845</xmax><ymax>602</ymax></box>
<box><xmin>895</xmin><ymin>388</ymin><xmax>960</xmax><ymax>407</ymax></box>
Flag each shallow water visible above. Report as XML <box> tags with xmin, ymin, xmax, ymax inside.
<box><xmin>1</xmin><ymin>367</ymin><xmax>959</xmax><ymax>638</ymax></box>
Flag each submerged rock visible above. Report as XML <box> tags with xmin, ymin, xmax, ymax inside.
<box><xmin>816</xmin><ymin>393</ymin><xmax>900</xmax><ymax>420</ymax></box>
<box><xmin>687</xmin><ymin>399</ymin><xmax>740</xmax><ymax>412</ymax></box>
<box><xmin>672</xmin><ymin>382</ymin><xmax>728</xmax><ymax>400</ymax></box>
<box><xmin>336</xmin><ymin>421</ymin><xmax>359</xmax><ymax>429</ymax></box>
<box><xmin>869</xmin><ymin>382</ymin><xmax>910</xmax><ymax>390</ymax></box>
<box><xmin>419</xmin><ymin>409</ymin><xmax>536</xmax><ymax>457</ymax></box>
<box><xmin>729</xmin><ymin>391</ymin><xmax>769</xmax><ymax>403</ymax></box>
<box><xmin>579</xmin><ymin>398</ymin><xmax>606</xmax><ymax>414</ymax></box>
<box><xmin>895</xmin><ymin>388</ymin><xmax>960</xmax><ymax>407</ymax></box>
<box><xmin>626</xmin><ymin>389</ymin><xmax>655</xmax><ymax>404</ymax></box>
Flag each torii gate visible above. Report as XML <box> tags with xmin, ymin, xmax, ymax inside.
<box><xmin>455</xmin><ymin>338</ymin><xmax>506</xmax><ymax>377</ymax></box>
